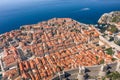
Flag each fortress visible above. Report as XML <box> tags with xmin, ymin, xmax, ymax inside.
<box><xmin>0</xmin><ymin>18</ymin><xmax>120</xmax><ymax>80</ymax></box>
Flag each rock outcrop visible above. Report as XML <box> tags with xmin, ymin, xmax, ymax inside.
<box><xmin>98</xmin><ymin>11</ymin><xmax>120</xmax><ymax>24</ymax></box>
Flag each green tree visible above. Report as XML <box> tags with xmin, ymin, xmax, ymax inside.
<box><xmin>105</xmin><ymin>48</ymin><xmax>114</xmax><ymax>55</ymax></box>
<box><xmin>100</xmin><ymin>59</ymin><xmax>104</xmax><ymax>64</ymax></box>
<box><xmin>106</xmin><ymin>72</ymin><xmax>120</xmax><ymax>80</ymax></box>
<box><xmin>108</xmin><ymin>26</ymin><xmax>118</xmax><ymax>33</ymax></box>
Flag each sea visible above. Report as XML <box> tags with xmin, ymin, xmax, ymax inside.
<box><xmin>0</xmin><ymin>0</ymin><xmax>120</xmax><ymax>34</ymax></box>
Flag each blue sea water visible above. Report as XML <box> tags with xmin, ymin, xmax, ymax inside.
<box><xmin>0</xmin><ymin>0</ymin><xmax>120</xmax><ymax>34</ymax></box>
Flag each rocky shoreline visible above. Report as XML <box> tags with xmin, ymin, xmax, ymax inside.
<box><xmin>98</xmin><ymin>11</ymin><xmax>120</xmax><ymax>24</ymax></box>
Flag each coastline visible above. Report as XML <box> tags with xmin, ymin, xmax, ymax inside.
<box><xmin>0</xmin><ymin>11</ymin><xmax>120</xmax><ymax>80</ymax></box>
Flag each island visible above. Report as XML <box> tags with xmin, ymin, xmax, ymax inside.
<box><xmin>0</xmin><ymin>12</ymin><xmax>120</xmax><ymax>80</ymax></box>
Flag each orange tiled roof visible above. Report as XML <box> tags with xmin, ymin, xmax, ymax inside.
<box><xmin>0</xmin><ymin>18</ymin><xmax>114</xmax><ymax>80</ymax></box>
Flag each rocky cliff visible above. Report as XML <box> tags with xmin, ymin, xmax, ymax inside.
<box><xmin>98</xmin><ymin>11</ymin><xmax>120</xmax><ymax>24</ymax></box>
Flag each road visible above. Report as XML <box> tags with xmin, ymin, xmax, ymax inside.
<box><xmin>99</xmin><ymin>36</ymin><xmax>120</xmax><ymax>51</ymax></box>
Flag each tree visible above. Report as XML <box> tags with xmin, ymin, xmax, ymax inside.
<box><xmin>96</xmin><ymin>56</ymin><xmax>99</xmax><ymax>60</ymax></box>
<box><xmin>105</xmin><ymin>48</ymin><xmax>114</xmax><ymax>55</ymax></box>
<box><xmin>111</xmin><ymin>58</ymin><xmax>116</xmax><ymax>61</ymax></box>
<box><xmin>106</xmin><ymin>71</ymin><xmax>120</xmax><ymax>80</ymax></box>
<box><xmin>112</xmin><ymin>16</ymin><xmax>120</xmax><ymax>23</ymax></box>
<box><xmin>100</xmin><ymin>59</ymin><xmax>104</xmax><ymax>64</ymax></box>
<box><xmin>108</xmin><ymin>26</ymin><xmax>118</xmax><ymax>33</ymax></box>
<box><xmin>114</xmin><ymin>41</ymin><xmax>120</xmax><ymax>46</ymax></box>
<box><xmin>109</xmin><ymin>37</ymin><xmax>114</xmax><ymax>41</ymax></box>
